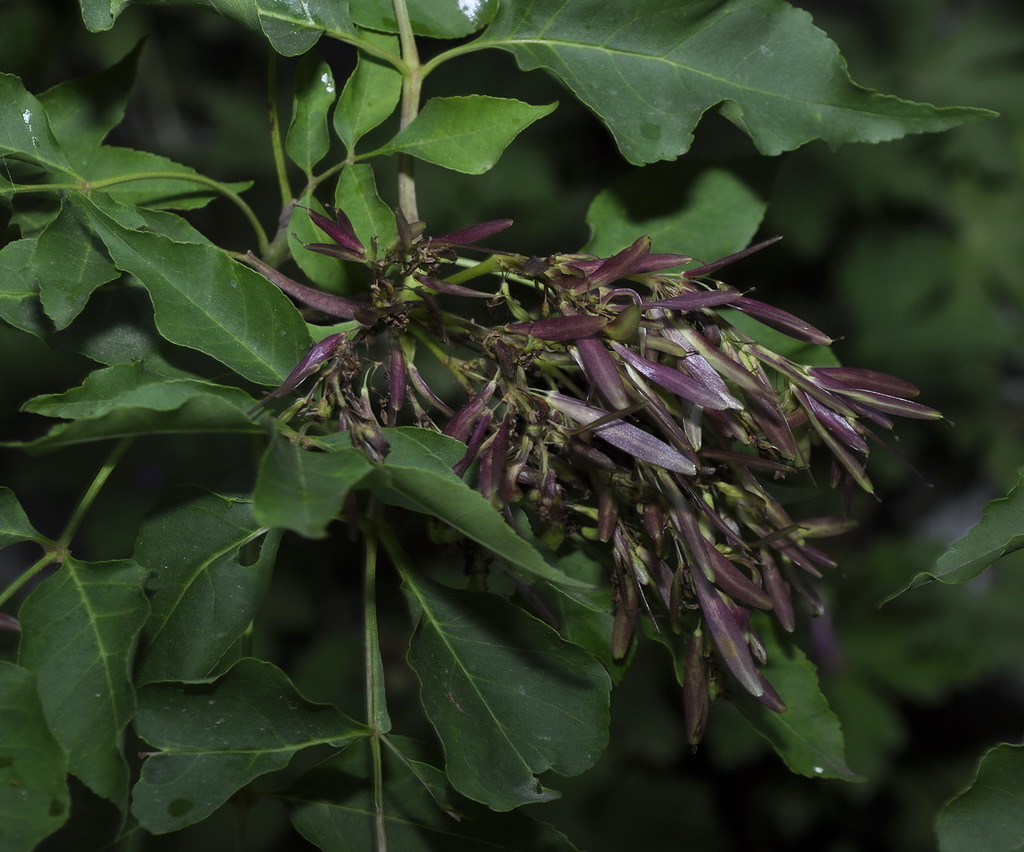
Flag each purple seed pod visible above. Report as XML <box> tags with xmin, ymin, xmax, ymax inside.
<box><xmin>682</xmin><ymin>237</ymin><xmax>783</xmax><ymax>279</ymax></box>
<box><xmin>573</xmin><ymin>334</ymin><xmax>631</xmax><ymax>411</ymax></box>
<box><xmin>413</xmin><ymin>275</ymin><xmax>495</xmax><ymax>299</ymax></box>
<box><xmin>640</xmin><ymin>288</ymin><xmax>742</xmax><ymax>312</ymax></box>
<box><xmin>688</xmin><ymin>558</ymin><xmax>764</xmax><ymax>698</ymax></box>
<box><xmin>808</xmin><ymin>365</ymin><xmax>921</xmax><ymax>398</ymax></box>
<box><xmin>796</xmin><ymin>388</ymin><xmax>875</xmax><ymax>494</ymax></box>
<box><xmin>612</xmin><ymin>342</ymin><xmax>742</xmax><ymax>410</ymax></box>
<box><xmin>798</xmin><ymin>389</ymin><xmax>869</xmax><ymax>454</ymax></box>
<box><xmin>730</xmin><ymin>297</ymin><xmax>833</xmax><ymax>345</ymax></box>
<box><xmin>406</xmin><ymin>361</ymin><xmax>454</xmax><ymax>417</ymax></box>
<box><xmin>702</xmin><ymin>541</ymin><xmax>774</xmax><ymax>611</ymax></box>
<box><xmin>597</xmin><ymin>488</ymin><xmax>618</xmax><ymax>542</ymax></box>
<box><xmin>479</xmin><ymin>414</ymin><xmax>512</xmax><ymax>499</ymax></box>
<box><xmin>573</xmin><ymin>235</ymin><xmax>652</xmax><ymax>293</ymax></box>
<box><xmin>443</xmin><ymin>379</ymin><xmax>498</xmax><ymax>442</ymax></box>
<box><xmin>452</xmin><ymin>410</ymin><xmax>493</xmax><ymax>478</ymax></box>
<box><xmin>829</xmin><ymin>387</ymin><xmax>942</xmax><ymax>421</ymax></box>
<box><xmin>760</xmin><ymin>549</ymin><xmax>796</xmax><ymax>632</ymax></box>
<box><xmin>243</xmin><ymin>252</ymin><xmax>363</xmax><ymax>319</ymax></box>
<box><xmin>430</xmin><ymin>218</ymin><xmax>514</xmax><ymax>247</ymax></box>
<box><xmin>565</xmin><ymin>439</ymin><xmax>620</xmax><ymax>472</ymax></box>
<box><xmin>754</xmin><ymin>673</ymin><xmax>787</xmax><ymax>713</ymax></box>
<box><xmin>633</xmin><ymin>252</ymin><xmax>694</xmax><ymax>273</ymax></box>
<box><xmin>684</xmin><ymin>628</ymin><xmax>709</xmax><ymax>746</ymax></box>
<box><xmin>544</xmin><ymin>393</ymin><xmax>697</xmax><ymax>475</ymax></box>
<box><xmin>306</xmin><ymin>207</ymin><xmax>367</xmax><ymax>260</ymax></box>
<box><xmin>505</xmin><ymin>314</ymin><xmax>608</xmax><ymax>341</ymax></box>
<box><xmin>385</xmin><ymin>344</ymin><xmax>407</xmax><ymax>426</ymax></box>
<box><xmin>677</xmin><ymin>328</ymin><xmax>771</xmax><ymax>397</ymax></box>
<box><xmin>643</xmin><ymin>500</ymin><xmax>665</xmax><ymax>555</ymax></box>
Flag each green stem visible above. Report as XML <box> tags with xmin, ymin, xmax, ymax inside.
<box><xmin>393</xmin><ymin>0</ymin><xmax>422</xmax><ymax>222</ymax></box>
<box><xmin>0</xmin><ymin>553</ymin><xmax>54</xmax><ymax>611</ymax></box>
<box><xmin>267</xmin><ymin>50</ymin><xmax>293</xmax><ymax>211</ymax></box>
<box><xmin>0</xmin><ymin>437</ymin><xmax>133</xmax><ymax>610</ymax></box>
<box><xmin>60</xmin><ymin>437</ymin><xmax>134</xmax><ymax>549</ymax></box>
<box><xmin>361</xmin><ymin>503</ymin><xmax>391</xmax><ymax>851</ymax></box>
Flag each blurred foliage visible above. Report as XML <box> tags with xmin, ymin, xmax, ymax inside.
<box><xmin>3</xmin><ymin>0</ymin><xmax>1024</xmax><ymax>849</ymax></box>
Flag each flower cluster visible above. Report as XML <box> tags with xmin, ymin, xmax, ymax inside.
<box><xmin>248</xmin><ymin>207</ymin><xmax>940</xmax><ymax>743</ymax></box>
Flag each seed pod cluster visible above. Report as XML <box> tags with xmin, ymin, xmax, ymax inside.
<box><xmin>254</xmin><ymin>209</ymin><xmax>941</xmax><ymax>737</ymax></box>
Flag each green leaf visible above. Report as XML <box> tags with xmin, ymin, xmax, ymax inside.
<box><xmin>585</xmin><ymin>165</ymin><xmax>766</xmax><ymax>260</ymax></box>
<box><xmin>38</xmin><ymin>42</ymin><xmax>142</xmax><ymax>156</ymax></box>
<box><xmin>0</xmin><ymin>72</ymin><xmax>73</xmax><ymax>174</ymax></box>
<box><xmin>10</xmin><ymin>364</ymin><xmax>264</xmax><ymax>452</ymax></box>
<box><xmin>888</xmin><ymin>470</ymin><xmax>1024</xmax><ymax>600</ymax></box>
<box><xmin>333</xmin><ymin>31</ymin><xmax>402</xmax><ymax>154</ymax></box>
<box><xmin>0</xmin><ymin>238</ymin><xmax>46</xmax><ymax>337</ymax></box>
<box><xmin>18</xmin><ymin>558</ymin><xmax>150</xmax><ymax>805</ymax></box>
<box><xmin>335</xmin><ymin>163</ymin><xmax>396</xmax><ymax>256</ymax></box>
<box><xmin>401</xmin><ymin>572</ymin><xmax>611</xmax><ymax>810</ymax></box>
<box><xmin>78</xmin><ymin>0</ymin><xmax>259</xmax><ymax>34</ymax></box>
<box><xmin>33</xmin><ymin>197</ymin><xmax>119</xmax><ymax>329</ymax></box>
<box><xmin>0</xmin><ymin>663</ymin><xmax>70</xmax><ymax>852</ymax></box>
<box><xmin>133</xmin><ymin>489</ymin><xmax>282</xmax><ymax>683</ymax></box>
<box><xmin>732</xmin><ymin>615</ymin><xmax>862</xmax><ymax>781</ymax></box>
<box><xmin>378</xmin><ymin>96</ymin><xmax>557</xmax><ymax>175</ymax></box>
<box><xmin>131</xmin><ymin>658</ymin><xmax>368</xmax><ymax>834</ymax></box>
<box><xmin>0</xmin><ymin>486</ymin><xmax>49</xmax><ymax>549</ymax></box>
<box><xmin>281</xmin><ymin>736</ymin><xmax>579</xmax><ymax>851</ymax></box>
<box><xmin>72</xmin><ymin>193</ymin><xmax>311</xmax><ymax>385</ymax></box>
<box><xmin>477</xmin><ymin>0</ymin><xmax>994</xmax><ymax>165</ymax></box>
<box><xmin>286</xmin><ymin>52</ymin><xmax>336</xmax><ymax>175</ymax></box>
<box><xmin>256</xmin><ymin>0</ymin><xmax>354</xmax><ymax>56</ymax></box>
<box><xmin>350</xmin><ymin>0</ymin><xmax>498</xmax><ymax>38</ymax></box>
<box><xmin>937</xmin><ymin>742</ymin><xmax>1024</xmax><ymax>852</ymax></box>
<box><xmin>360</xmin><ymin>428</ymin><xmax>592</xmax><ymax>589</ymax></box>
<box><xmin>253</xmin><ymin>433</ymin><xmax>373</xmax><ymax>539</ymax></box>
